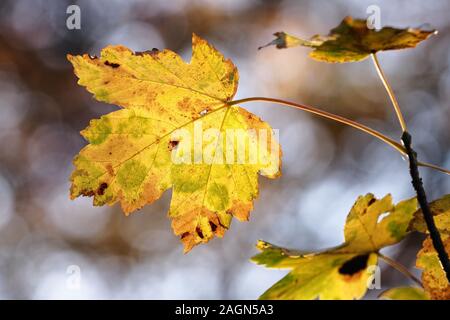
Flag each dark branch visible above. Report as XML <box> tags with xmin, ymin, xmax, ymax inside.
<box><xmin>401</xmin><ymin>131</ymin><xmax>450</xmax><ymax>282</ymax></box>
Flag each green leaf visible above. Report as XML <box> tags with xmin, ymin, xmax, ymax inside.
<box><xmin>379</xmin><ymin>287</ymin><xmax>429</xmax><ymax>300</ymax></box>
<box><xmin>260</xmin><ymin>16</ymin><xmax>437</xmax><ymax>63</ymax></box>
<box><xmin>252</xmin><ymin>193</ymin><xmax>418</xmax><ymax>300</ymax></box>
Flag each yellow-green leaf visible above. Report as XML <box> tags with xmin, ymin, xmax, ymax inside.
<box><xmin>409</xmin><ymin>194</ymin><xmax>450</xmax><ymax>235</ymax></box>
<box><xmin>379</xmin><ymin>287</ymin><xmax>429</xmax><ymax>300</ymax></box>
<box><xmin>339</xmin><ymin>194</ymin><xmax>418</xmax><ymax>253</ymax></box>
<box><xmin>252</xmin><ymin>241</ymin><xmax>378</xmax><ymax>300</ymax></box>
<box><xmin>416</xmin><ymin>235</ymin><xmax>450</xmax><ymax>300</ymax></box>
<box><xmin>252</xmin><ymin>193</ymin><xmax>418</xmax><ymax>300</ymax></box>
<box><xmin>260</xmin><ymin>16</ymin><xmax>437</xmax><ymax>63</ymax></box>
<box><xmin>68</xmin><ymin>34</ymin><xmax>281</xmax><ymax>252</ymax></box>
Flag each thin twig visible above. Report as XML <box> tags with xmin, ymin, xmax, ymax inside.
<box><xmin>402</xmin><ymin>132</ymin><xmax>450</xmax><ymax>282</ymax></box>
<box><xmin>378</xmin><ymin>252</ymin><xmax>422</xmax><ymax>287</ymax></box>
<box><xmin>371</xmin><ymin>53</ymin><xmax>407</xmax><ymax>132</ymax></box>
<box><xmin>418</xmin><ymin>160</ymin><xmax>450</xmax><ymax>175</ymax></box>
<box><xmin>228</xmin><ymin>97</ymin><xmax>450</xmax><ymax>175</ymax></box>
<box><xmin>228</xmin><ymin>97</ymin><xmax>404</xmax><ymax>153</ymax></box>
<box><xmin>371</xmin><ymin>53</ymin><xmax>450</xmax><ymax>283</ymax></box>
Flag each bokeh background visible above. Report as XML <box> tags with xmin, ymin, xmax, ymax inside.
<box><xmin>0</xmin><ymin>0</ymin><xmax>449</xmax><ymax>299</ymax></box>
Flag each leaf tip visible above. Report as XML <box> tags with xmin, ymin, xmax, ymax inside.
<box><xmin>258</xmin><ymin>32</ymin><xmax>288</xmax><ymax>50</ymax></box>
<box><xmin>256</xmin><ymin>240</ymin><xmax>270</xmax><ymax>251</ymax></box>
<box><xmin>192</xmin><ymin>32</ymin><xmax>204</xmax><ymax>45</ymax></box>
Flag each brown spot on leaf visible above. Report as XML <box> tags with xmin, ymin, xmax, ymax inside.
<box><xmin>80</xmin><ymin>189</ymin><xmax>95</xmax><ymax>197</ymax></box>
<box><xmin>339</xmin><ymin>254</ymin><xmax>370</xmax><ymax>276</ymax></box>
<box><xmin>209</xmin><ymin>221</ymin><xmax>217</xmax><ymax>232</ymax></box>
<box><xmin>168</xmin><ymin>139</ymin><xmax>179</xmax><ymax>151</ymax></box>
<box><xmin>104</xmin><ymin>61</ymin><xmax>120</xmax><ymax>68</ymax></box>
<box><xmin>97</xmin><ymin>182</ymin><xmax>108</xmax><ymax>196</ymax></box>
<box><xmin>196</xmin><ymin>226</ymin><xmax>204</xmax><ymax>239</ymax></box>
<box><xmin>368</xmin><ymin>198</ymin><xmax>376</xmax><ymax>206</ymax></box>
<box><xmin>180</xmin><ymin>232</ymin><xmax>190</xmax><ymax>239</ymax></box>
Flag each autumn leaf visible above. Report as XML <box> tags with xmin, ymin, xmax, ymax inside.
<box><xmin>409</xmin><ymin>194</ymin><xmax>450</xmax><ymax>299</ymax></box>
<box><xmin>379</xmin><ymin>287</ymin><xmax>429</xmax><ymax>300</ymax></box>
<box><xmin>260</xmin><ymin>16</ymin><xmax>437</xmax><ymax>63</ymax></box>
<box><xmin>252</xmin><ymin>240</ymin><xmax>378</xmax><ymax>300</ymax></box>
<box><xmin>252</xmin><ymin>194</ymin><xmax>417</xmax><ymax>300</ymax></box>
<box><xmin>67</xmin><ymin>34</ymin><xmax>281</xmax><ymax>252</ymax></box>
<box><xmin>409</xmin><ymin>194</ymin><xmax>450</xmax><ymax>235</ymax></box>
<box><xmin>337</xmin><ymin>193</ymin><xmax>418</xmax><ymax>253</ymax></box>
<box><xmin>416</xmin><ymin>236</ymin><xmax>450</xmax><ymax>300</ymax></box>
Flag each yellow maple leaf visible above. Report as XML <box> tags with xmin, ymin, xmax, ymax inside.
<box><xmin>338</xmin><ymin>193</ymin><xmax>418</xmax><ymax>253</ymax></box>
<box><xmin>252</xmin><ymin>194</ymin><xmax>418</xmax><ymax>300</ymax></box>
<box><xmin>409</xmin><ymin>194</ymin><xmax>450</xmax><ymax>235</ymax></box>
<box><xmin>67</xmin><ymin>34</ymin><xmax>281</xmax><ymax>252</ymax></box>
<box><xmin>409</xmin><ymin>194</ymin><xmax>450</xmax><ymax>300</ymax></box>
<box><xmin>260</xmin><ymin>16</ymin><xmax>436</xmax><ymax>63</ymax></box>
<box><xmin>409</xmin><ymin>194</ymin><xmax>450</xmax><ymax>299</ymax></box>
<box><xmin>416</xmin><ymin>236</ymin><xmax>450</xmax><ymax>300</ymax></box>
